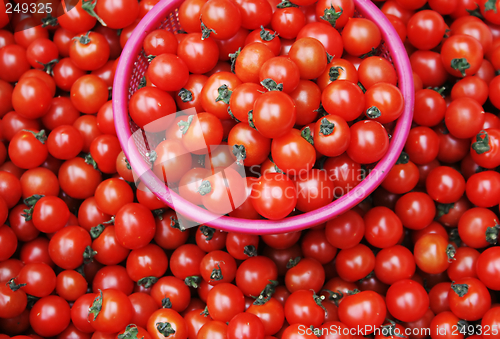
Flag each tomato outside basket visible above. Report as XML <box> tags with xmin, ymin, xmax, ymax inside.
<box><xmin>112</xmin><ymin>0</ymin><xmax>414</xmax><ymax>234</ymax></box>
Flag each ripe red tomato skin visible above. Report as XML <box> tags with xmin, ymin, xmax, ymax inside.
<box><xmin>470</xmin><ymin>128</ymin><xmax>500</xmax><ymax>169</ymax></box>
<box><xmin>128</xmin><ymin>292</ymin><xmax>158</xmax><ymax>329</ymax></box>
<box><xmin>236</xmin><ymin>256</ymin><xmax>277</xmax><ymax>296</ymax></box>
<box><xmin>49</xmin><ymin>226</ymin><xmax>92</xmax><ymax>270</ymax></box>
<box><xmin>321</xmin><ymin>78</ymin><xmax>365</xmax><ymax>118</ymax></box>
<box><xmin>465</xmin><ymin>170</ymin><xmax>500</xmax><ymax>207</ymax></box>
<box><xmin>247</xmin><ymin>297</ymin><xmax>285</xmax><ymax>336</ymax></box>
<box><xmin>126</xmin><ymin>243</ymin><xmax>169</xmax><ymax>282</ymax></box>
<box><xmin>285</xmin><ymin>257</ymin><xmax>325</xmax><ymax>293</ymax></box>
<box><xmin>414</xmin><ymin>234</ymin><xmax>451</xmax><ymax>274</ymax></box>
<box><xmin>341</xmin><ymin>18</ymin><xmax>381</xmax><ymax>57</ymax></box>
<box><xmin>426</xmin><ymin>166</ymin><xmax>465</xmax><ymax>204</ymax></box>
<box><xmin>170</xmin><ymin>244</ymin><xmax>206</xmax><ymax>280</ymax></box>
<box><xmin>374</xmin><ymin>245</ymin><xmax>415</xmax><ymax>285</ymax></box>
<box><xmin>448</xmin><ymin>277</ymin><xmax>491</xmax><ymax>321</ymax></box>
<box><xmin>227</xmin><ymin>312</ymin><xmax>266</xmax><ymax>339</ymax></box>
<box><xmin>272</xmin><ymin>129</ymin><xmax>316</xmax><ymax>174</ymax></box>
<box><xmin>0</xmin><ymin>283</ymin><xmax>27</xmax><ymax>319</ymax></box>
<box><xmin>325</xmin><ymin>210</ymin><xmax>365</xmax><ymax>250</ymax></box>
<box><xmin>250</xmin><ymin>173</ymin><xmax>297</xmax><ymax>220</ymax></box>
<box><xmin>252</xmin><ymin>91</ymin><xmax>296</xmax><ymax>139</ymax></box>
<box><xmin>9</xmin><ymin>129</ymin><xmax>49</xmax><ymax>170</ymax></box>
<box><xmin>70</xmin><ymin>32</ymin><xmax>110</xmax><ymax>71</ymax></box>
<box><xmin>206</xmin><ymin>283</ymin><xmax>245</xmax><ymax>323</ymax></box>
<box><xmin>386</xmin><ymin>279</ymin><xmax>430</xmax><ymax>323</ymax></box>
<box><xmin>441</xmin><ymin>34</ymin><xmax>484</xmax><ymax>78</ymax></box>
<box><xmin>347</xmin><ymin>120</ymin><xmax>389</xmax><ymax>164</ymax></box>
<box><xmin>447</xmin><ymin>247</ymin><xmax>479</xmax><ymax>281</ymax></box>
<box><xmin>337</xmin><ymin>290</ymin><xmax>386</xmax><ymax>335</ymax></box>
<box><xmin>476</xmin><ymin>247</ymin><xmax>500</xmax><ymax>290</ymax></box>
<box><xmin>150</xmin><ymin>276</ymin><xmax>191</xmax><ymax>312</ymax></box>
<box><xmin>284</xmin><ymin>290</ymin><xmax>325</xmax><ymax>328</ymax></box>
<box><xmin>147</xmin><ymin>307</ymin><xmax>188</xmax><ymax>339</ymax></box>
<box><xmin>335</xmin><ymin>244</ymin><xmax>375</xmax><ymax>282</ymax></box>
<box><xmin>30</xmin><ymin>295</ymin><xmax>71</xmax><ymax>337</ymax></box>
<box><xmin>314</xmin><ymin>115</ymin><xmax>350</xmax><ymax>157</ymax></box>
<box><xmin>88</xmin><ymin>289</ymin><xmax>133</xmax><ymax>333</ymax></box>
<box><xmin>114</xmin><ymin>203</ymin><xmax>156</xmax><ymax>250</ymax></box>
<box><xmin>363</xmin><ymin>206</ymin><xmax>403</xmax><ymax>249</ymax></box>
<box><xmin>458</xmin><ymin>207</ymin><xmax>497</xmax><ymax>249</ymax></box>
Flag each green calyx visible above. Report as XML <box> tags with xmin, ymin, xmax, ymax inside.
<box><xmin>197</xmin><ymin>180</ymin><xmax>212</xmax><ymax>196</ymax></box>
<box><xmin>156</xmin><ymin>322</ymin><xmax>176</xmax><ymax>337</ymax></box>
<box><xmin>320</xmin><ymin>5</ymin><xmax>343</xmax><ymax>27</ymax></box>
<box><xmin>312</xmin><ymin>292</ymin><xmax>327</xmax><ymax>313</ymax></box>
<box><xmin>38</xmin><ymin>59</ymin><xmax>59</xmax><ymax>74</ymax></box>
<box><xmin>200</xmin><ymin>18</ymin><xmax>216</xmax><ymax>40</ymax></box>
<box><xmin>41</xmin><ymin>13</ymin><xmax>58</xmax><ymax>28</ymax></box>
<box><xmin>436</xmin><ymin>203</ymin><xmax>454</xmax><ymax>219</ymax></box>
<box><xmin>162</xmin><ymin>297</ymin><xmax>172</xmax><ymax>309</ymax></box>
<box><xmin>22</xmin><ymin>129</ymin><xmax>47</xmax><ymax>144</ymax></box>
<box><xmin>85</xmin><ymin>153</ymin><xmax>99</xmax><ymax>170</ymax></box>
<box><xmin>248</xmin><ymin>110</ymin><xmax>257</xmax><ymax>130</ymax></box>
<box><xmin>90</xmin><ymin>224</ymin><xmax>105</xmax><ymax>239</ymax></box>
<box><xmin>200</xmin><ymin>225</ymin><xmax>215</xmax><ymax>241</ymax></box>
<box><xmin>88</xmin><ymin>289</ymin><xmax>104</xmax><ymax>320</ymax></box>
<box><xmin>261</xmin><ymin>78</ymin><xmax>283</xmax><ymax>91</ymax></box>
<box><xmin>232</xmin><ymin>144</ymin><xmax>247</xmax><ymax>166</ymax></box>
<box><xmin>83</xmin><ymin>246</ymin><xmax>97</xmax><ymax>264</ymax></box>
<box><xmin>137</xmin><ymin>276</ymin><xmax>159</xmax><ymax>289</ymax></box>
<box><xmin>329</xmin><ymin>66</ymin><xmax>344</xmax><ymax>81</ymax></box>
<box><xmin>177</xmin><ymin>88</ymin><xmax>193</xmax><ymax>102</ymax></box>
<box><xmin>252</xmin><ymin>280</ymin><xmax>279</xmax><ymax>305</ymax></box>
<box><xmin>450</xmin><ymin>58</ymin><xmax>470</xmax><ymax>77</ymax></box>
<box><xmin>395</xmin><ymin>151</ymin><xmax>409</xmax><ymax>165</ymax></box>
<box><xmin>170</xmin><ymin>216</ymin><xmax>186</xmax><ymax>232</ymax></box>
<box><xmin>81</xmin><ymin>0</ymin><xmax>107</xmax><ymax>26</ymax></box>
<box><xmin>178</xmin><ymin>115</ymin><xmax>194</xmax><ymax>135</ymax></box>
<box><xmin>472</xmin><ymin>130</ymin><xmax>490</xmax><ymax>154</ymax></box>
<box><xmin>210</xmin><ymin>262</ymin><xmax>224</xmax><ymax>282</ymax></box>
<box><xmin>450</xmin><ymin>281</ymin><xmax>469</xmax><ymax>297</ymax></box>
<box><xmin>301</xmin><ymin>126</ymin><xmax>314</xmax><ymax>145</ymax></box>
<box><xmin>486</xmin><ymin>223</ymin><xmax>500</xmax><ymax>245</ymax></box>
<box><xmin>73</xmin><ymin>31</ymin><xmax>92</xmax><ymax>45</ymax></box>
<box><xmin>229</xmin><ymin>48</ymin><xmax>241</xmax><ymax>73</ymax></box>
<box><xmin>152</xmin><ymin>208</ymin><xmax>166</xmax><ymax>220</ymax></box>
<box><xmin>118</xmin><ymin>324</ymin><xmax>142</xmax><ymax>339</ymax></box>
<box><xmin>319</xmin><ymin>118</ymin><xmax>335</xmax><ymax>136</ymax></box>
<box><xmin>21</xmin><ymin>194</ymin><xmax>44</xmax><ymax>221</ymax></box>
<box><xmin>215</xmin><ymin>84</ymin><xmax>232</xmax><ymax>105</ymax></box>
<box><xmin>322</xmin><ymin>289</ymin><xmax>344</xmax><ymax>307</ymax></box>
<box><xmin>244</xmin><ymin>245</ymin><xmax>257</xmax><ymax>257</ymax></box>
<box><xmin>484</xmin><ymin>0</ymin><xmax>497</xmax><ymax>12</ymax></box>
<box><xmin>366</xmin><ymin>106</ymin><xmax>382</xmax><ymax>119</ymax></box>
<box><xmin>276</xmin><ymin>0</ymin><xmax>298</xmax><ymax>8</ymax></box>
<box><xmin>6</xmin><ymin>278</ymin><xmax>26</xmax><ymax>291</ymax></box>
<box><xmin>260</xmin><ymin>26</ymin><xmax>278</xmax><ymax>41</ymax></box>
<box><xmin>447</xmin><ymin>244</ymin><xmax>456</xmax><ymax>263</ymax></box>
<box><xmin>286</xmin><ymin>257</ymin><xmax>301</xmax><ymax>269</ymax></box>
<box><xmin>359</xmin><ymin>47</ymin><xmax>377</xmax><ymax>59</ymax></box>
<box><xmin>184</xmin><ymin>275</ymin><xmax>201</xmax><ymax>288</ymax></box>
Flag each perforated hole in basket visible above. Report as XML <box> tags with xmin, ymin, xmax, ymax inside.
<box><xmin>127</xmin><ymin>9</ymin><xmax>395</xmax><ymax>170</ymax></box>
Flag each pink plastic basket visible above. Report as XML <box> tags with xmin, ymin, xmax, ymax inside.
<box><xmin>113</xmin><ymin>0</ymin><xmax>414</xmax><ymax>234</ymax></box>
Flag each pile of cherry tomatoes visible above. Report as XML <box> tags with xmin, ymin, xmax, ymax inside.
<box><xmin>1</xmin><ymin>0</ymin><xmax>500</xmax><ymax>337</ymax></box>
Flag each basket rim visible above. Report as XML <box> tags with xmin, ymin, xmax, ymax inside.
<box><xmin>112</xmin><ymin>0</ymin><xmax>415</xmax><ymax>234</ymax></box>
